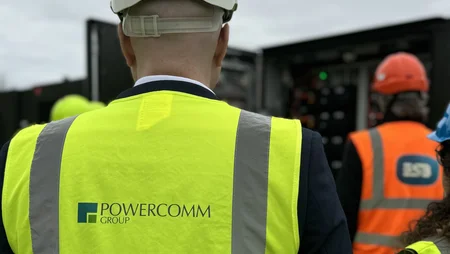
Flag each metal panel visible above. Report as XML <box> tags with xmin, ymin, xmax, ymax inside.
<box><xmin>216</xmin><ymin>49</ymin><xmax>257</xmax><ymax>110</ymax></box>
<box><xmin>356</xmin><ymin>67</ymin><xmax>369</xmax><ymax>130</ymax></box>
<box><xmin>262</xmin><ymin>18</ymin><xmax>445</xmax><ymax>58</ymax></box>
<box><xmin>86</xmin><ymin>20</ymin><xmax>134</xmax><ymax>104</ymax></box>
<box><xmin>429</xmin><ymin>22</ymin><xmax>450</xmax><ymax>128</ymax></box>
<box><xmin>19</xmin><ymin>80</ymin><xmax>84</xmax><ymax>125</ymax></box>
<box><xmin>0</xmin><ymin>92</ymin><xmax>20</xmax><ymax>144</ymax></box>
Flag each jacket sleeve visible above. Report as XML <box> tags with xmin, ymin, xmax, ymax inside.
<box><xmin>336</xmin><ymin>140</ymin><xmax>363</xmax><ymax>242</ymax></box>
<box><xmin>0</xmin><ymin>141</ymin><xmax>13</xmax><ymax>253</ymax></box>
<box><xmin>298</xmin><ymin>129</ymin><xmax>352</xmax><ymax>254</ymax></box>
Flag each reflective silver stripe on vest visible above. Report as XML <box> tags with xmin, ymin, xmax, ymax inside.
<box><xmin>29</xmin><ymin>116</ymin><xmax>77</xmax><ymax>254</ymax></box>
<box><xmin>232</xmin><ymin>110</ymin><xmax>271</xmax><ymax>253</ymax></box>
<box><xmin>359</xmin><ymin>129</ymin><xmax>436</xmax><ymax>210</ymax></box>
<box><xmin>360</xmin><ymin>198</ymin><xmax>438</xmax><ymax>210</ymax></box>
<box><xmin>354</xmin><ymin>232</ymin><xmax>401</xmax><ymax>248</ymax></box>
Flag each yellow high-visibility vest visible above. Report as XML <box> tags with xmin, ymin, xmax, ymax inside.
<box><xmin>3</xmin><ymin>90</ymin><xmax>302</xmax><ymax>253</ymax></box>
<box><xmin>399</xmin><ymin>237</ymin><xmax>450</xmax><ymax>254</ymax></box>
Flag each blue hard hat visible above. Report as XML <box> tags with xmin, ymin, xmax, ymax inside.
<box><xmin>428</xmin><ymin>104</ymin><xmax>450</xmax><ymax>142</ymax></box>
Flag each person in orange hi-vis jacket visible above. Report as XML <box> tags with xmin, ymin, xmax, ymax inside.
<box><xmin>335</xmin><ymin>52</ymin><xmax>444</xmax><ymax>254</ymax></box>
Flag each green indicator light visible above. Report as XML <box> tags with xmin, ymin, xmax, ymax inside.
<box><xmin>319</xmin><ymin>71</ymin><xmax>328</xmax><ymax>81</ymax></box>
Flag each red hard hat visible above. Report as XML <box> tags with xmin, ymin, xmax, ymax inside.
<box><xmin>372</xmin><ymin>52</ymin><xmax>429</xmax><ymax>95</ymax></box>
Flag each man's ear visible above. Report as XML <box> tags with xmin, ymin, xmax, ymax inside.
<box><xmin>214</xmin><ymin>24</ymin><xmax>230</xmax><ymax>67</ymax></box>
<box><xmin>117</xmin><ymin>23</ymin><xmax>136</xmax><ymax>67</ymax></box>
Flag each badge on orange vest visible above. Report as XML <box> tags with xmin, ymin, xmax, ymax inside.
<box><xmin>397</xmin><ymin>155</ymin><xmax>439</xmax><ymax>185</ymax></box>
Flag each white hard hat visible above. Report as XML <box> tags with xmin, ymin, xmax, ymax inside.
<box><xmin>111</xmin><ymin>0</ymin><xmax>237</xmax><ymax>37</ymax></box>
<box><xmin>111</xmin><ymin>0</ymin><xmax>237</xmax><ymax>13</ymax></box>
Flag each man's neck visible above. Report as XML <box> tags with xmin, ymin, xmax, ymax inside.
<box><xmin>136</xmin><ymin>64</ymin><xmax>211</xmax><ymax>89</ymax></box>
<box><xmin>134</xmin><ymin>75</ymin><xmax>215</xmax><ymax>94</ymax></box>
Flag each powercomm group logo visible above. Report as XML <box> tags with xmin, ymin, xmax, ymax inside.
<box><xmin>78</xmin><ymin>203</ymin><xmax>98</xmax><ymax>223</ymax></box>
<box><xmin>77</xmin><ymin>202</ymin><xmax>211</xmax><ymax>225</ymax></box>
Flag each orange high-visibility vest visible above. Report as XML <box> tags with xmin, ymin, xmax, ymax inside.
<box><xmin>350</xmin><ymin>121</ymin><xmax>444</xmax><ymax>254</ymax></box>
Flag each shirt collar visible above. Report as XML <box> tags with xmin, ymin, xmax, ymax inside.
<box><xmin>134</xmin><ymin>75</ymin><xmax>215</xmax><ymax>95</ymax></box>
<box><xmin>116</xmin><ymin>76</ymin><xmax>218</xmax><ymax>101</ymax></box>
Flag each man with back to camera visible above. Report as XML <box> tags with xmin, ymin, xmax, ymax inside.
<box><xmin>336</xmin><ymin>52</ymin><xmax>444</xmax><ymax>254</ymax></box>
<box><xmin>0</xmin><ymin>0</ymin><xmax>351</xmax><ymax>253</ymax></box>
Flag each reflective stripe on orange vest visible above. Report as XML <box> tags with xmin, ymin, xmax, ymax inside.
<box><xmin>350</xmin><ymin>122</ymin><xmax>444</xmax><ymax>254</ymax></box>
<box><xmin>355</xmin><ymin>232</ymin><xmax>399</xmax><ymax>248</ymax></box>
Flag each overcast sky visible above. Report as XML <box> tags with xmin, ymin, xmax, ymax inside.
<box><xmin>1</xmin><ymin>0</ymin><xmax>450</xmax><ymax>90</ymax></box>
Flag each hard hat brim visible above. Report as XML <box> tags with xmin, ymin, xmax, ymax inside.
<box><xmin>428</xmin><ymin>132</ymin><xmax>443</xmax><ymax>142</ymax></box>
<box><xmin>111</xmin><ymin>0</ymin><xmax>141</xmax><ymax>13</ymax></box>
<box><xmin>111</xmin><ymin>0</ymin><xmax>237</xmax><ymax>14</ymax></box>
<box><xmin>428</xmin><ymin>104</ymin><xmax>450</xmax><ymax>143</ymax></box>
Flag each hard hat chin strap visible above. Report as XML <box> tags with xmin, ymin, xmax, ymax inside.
<box><xmin>122</xmin><ymin>8</ymin><xmax>224</xmax><ymax>37</ymax></box>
